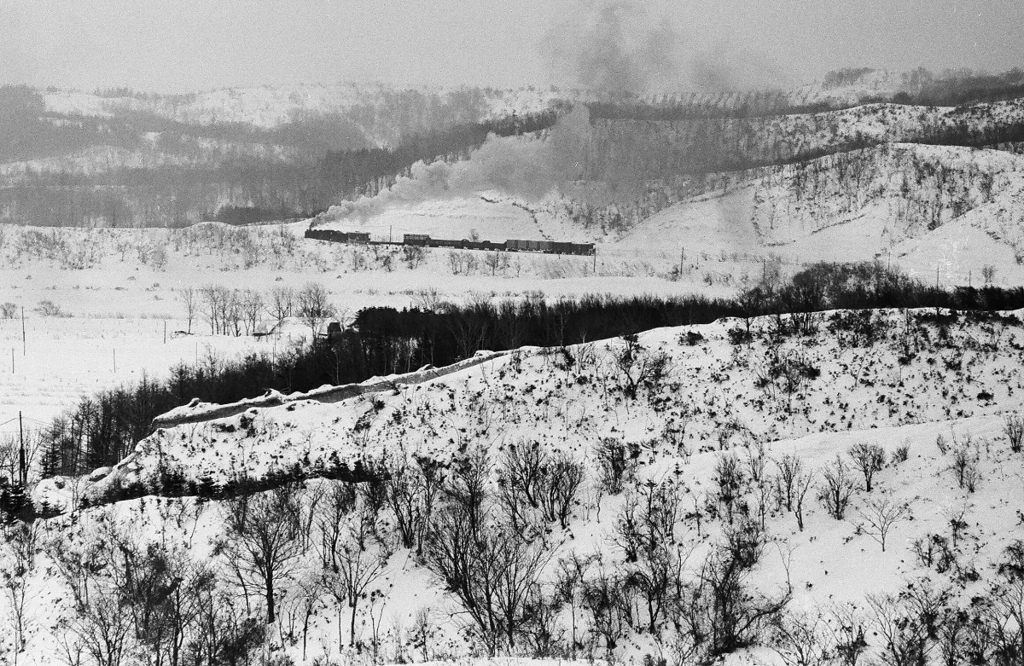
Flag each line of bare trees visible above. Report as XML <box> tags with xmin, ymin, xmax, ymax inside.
<box><xmin>177</xmin><ymin>281</ymin><xmax>336</xmax><ymax>337</ymax></box>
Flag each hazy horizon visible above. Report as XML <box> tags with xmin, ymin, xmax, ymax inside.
<box><xmin>1</xmin><ymin>0</ymin><xmax>1022</xmax><ymax>94</ymax></box>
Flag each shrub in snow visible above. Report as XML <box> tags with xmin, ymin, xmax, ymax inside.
<box><xmin>818</xmin><ymin>455</ymin><xmax>856</xmax><ymax>520</ymax></box>
<box><xmin>848</xmin><ymin>442</ymin><xmax>887</xmax><ymax>492</ymax></box>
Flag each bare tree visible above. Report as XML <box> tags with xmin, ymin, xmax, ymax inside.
<box><xmin>217</xmin><ymin>487</ymin><xmax>303</xmax><ymax>624</ymax></box>
<box><xmin>199</xmin><ymin>284</ymin><xmax>232</xmax><ymax>335</ymax></box>
<box><xmin>318</xmin><ymin>498</ymin><xmax>389</xmax><ymax>649</ymax></box>
<box><xmin>1</xmin><ymin>522</ymin><xmax>39</xmax><ymax>664</ymax></box>
<box><xmin>688</xmin><ymin>523</ymin><xmax>790</xmax><ymax>658</ymax></box>
<box><xmin>239</xmin><ymin>289</ymin><xmax>263</xmax><ymax>335</ymax></box>
<box><xmin>297</xmin><ymin>281</ymin><xmax>334</xmax><ymax>338</ymax></box>
<box><xmin>483</xmin><ymin>250</ymin><xmax>507</xmax><ymax>276</ymax></box>
<box><xmin>267</xmin><ymin>286</ymin><xmax>295</xmax><ymax>324</ymax></box>
<box><xmin>426</xmin><ymin>506</ymin><xmax>550</xmax><ymax>655</ymax></box>
<box><xmin>613</xmin><ymin>333</ymin><xmax>670</xmax><ymax>399</ymax></box>
<box><xmin>848</xmin><ymin>443</ymin><xmax>886</xmax><ymax>492</ymax></box>
<box><xmin>770</xmin><ymin>609</ymin><xmax>836</xmax><ymax>666</ymax></box>
<box><xmin>982</xmin><ymin>264</ymin><xmax>997</xmax><ymax>286</ymax></box>
<box><xmin>949</xmin><ymin>442</ymin><xmax>981</xmax><ymax>492</ymax></box>
<box><xmin>384</xmin><ymin>454</ymin><xmax>441</xmax><ymax>555</ymax></box>
<box><xmin>858</xmin><ymin>497</ymin><xmax>911</xmax><ymax>552</ymax></box>
<box><xmin>176</xmin><ymin>287</ymin><xmax>197</xmax><ymax>334</ymax></box>
<box><xmin>774</xmin><ymin>454</ymin><xmax>803</xmax><ymax>512</ymax></box>
<box><xmin>867</xmin><ymin>592</ymin><xmax>931</xmax><ymax>666</ymax></box>
<box><xmin>818</xmin><ymin>456</ymin><xmax>856</xmax><ymax>520</ymax></box>
<box><xmin>714</xmin><ymin>453</ymin><xmax>746</xmax><ymax>525</ymax></box>
<box><xmin>199</xmin><ymin>284</ymin><xmax>221</xmax><ymax>335</ymax></box>
<box><xmin>225</xmin><ymin>290</ymin><xmax>244</xmax><ymax>337</ymax></box>
<box><xmin>987</xmin><ymin>542</ymin><xmax>1024</xmax><ymax>665</ymax></box>
<box><xmin>615</xmin><ymin>480</ymin><xmax>687</xmax><ymax>633</ymax></box>
<box><xmin>62</xmin><ymin>593</ymin><xmax>135</xmax><ymax>666</ymax></box>
<box><xmin>499</xmin><ymin>441</ymin><xmax>584</xmax><ymax>530</ymax></box>
<box><xmin>424</xmin><ymin>454</ymin><xmax>552</xmax><ymax>656</ymax></box>
<box><xmin>793</xmin><ymin>468</ymin><xmax>815</xmax><ymax>532</ymax></box>
<box><xmin>554</xmin><ymin>551</ymin><xmax>595</xmax><ymax>659</ymax></box>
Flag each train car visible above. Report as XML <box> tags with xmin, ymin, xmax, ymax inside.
<box><xmin>305</xmin><ymin>229</ymin><xmax>371</xmax><ymax>244</ymax></box>
<box><xmin>403</xmin><ymin>234</ymin><xmax>431</xmax><ymax>246</ymax></box>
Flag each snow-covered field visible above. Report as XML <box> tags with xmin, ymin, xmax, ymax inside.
<box><xmin>0</xmin><ymin>218</ymin><xmax>741</xmax><ymax>448</ymax></box>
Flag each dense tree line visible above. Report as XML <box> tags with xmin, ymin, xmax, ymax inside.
<box><xmin>30</xmin><ymin>262</ymin><xmax>1024</xmax><ymax>483</ymax></box>
<box><xmin>885</xmin><ymin>66</ymin><xmax>1024</xmax><ymax>107</ymax></box>
<box><xmin>35</xmin><ymin>292</ymin><xmax>736</xmax><ymax>478</ymax></box>
<box><xmin>587</xmin><ymin>97</ymin><xmax>839</xmax><ymax>121</ymax></box>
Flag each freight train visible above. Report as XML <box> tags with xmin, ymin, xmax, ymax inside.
<box><xmin>305</xmin><ymin>228</ymin><xmax>595</xmax><ymax>256</ymax></box>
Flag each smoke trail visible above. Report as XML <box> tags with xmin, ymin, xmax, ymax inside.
<box><xmin>541</xmin><ymin>1</ymin><xmax>791</xmax><ymax>94</ymax></box>
<box><xmin>541</xmin><ymin>1</ymin><xmax>681</xmax><ymax>94</ymax></box>
<box><xmin>321</xmin><ymin>106</ymin><xmax>593</xmax><ymax>222</ymax></box>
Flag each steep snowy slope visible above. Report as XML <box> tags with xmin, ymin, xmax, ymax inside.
<box><xmin>10</xmin><ymin>308</ymin><xmax>1024</xmax><ymax>665</ymax></box>
<box><xmin>611</xmin><ymin>142</ymin><xmax>1024</xmax><ymax>282</ymax></box>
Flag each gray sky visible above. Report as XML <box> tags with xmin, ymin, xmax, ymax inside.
<box><xmin>1</xmin><ymin>0</ymin><xmax>1022</xmax><ymax>93</ymax></box>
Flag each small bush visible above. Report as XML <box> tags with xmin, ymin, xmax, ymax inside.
<box><xmin>727</xmin><ymin>326</ymin><xmax>752</xmax><ymax>345</ymax></box>
<box><xmin>34</xmin><ymin>300</ymin><xmax>69</xmax><ymax>317</ymax></box>
<box><xmin>683</xmin><ymin>330</ymin><xmax>705</xmax><ymax>346</ymax></box>
<box><xmin>949</xmin><ymin>444</ymin><xmax>981</xmax><ymax>493</ymax></box>
<box><xmin>818</xmin><ymin>456</ymin><xmax>856</xmax><ymax>520</ymax></box>
<box><xmin>1004</xmin><ymin>414</ymin><xmax>1024</xmax><ymax>453</ymax></box>
<box><xmin>848</xmin><ymin>442</ymin><xmax>887</xmax><ymax>492</ymax></box>
<box><xmin>595</xmin><ymin>438</ymin><xmax>638</xmax><ymax>495</ymax></box>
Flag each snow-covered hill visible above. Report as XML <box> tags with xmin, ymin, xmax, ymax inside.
<box><xmin>8</xmin><ymin>308</ymin><xmax>1024</xmax><ymax>665</ymax></box>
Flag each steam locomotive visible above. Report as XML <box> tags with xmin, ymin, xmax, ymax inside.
<box><xmin>305</xmin><ymin>228</ymin><xmax>595</xmax><ymax>256</ymax></box>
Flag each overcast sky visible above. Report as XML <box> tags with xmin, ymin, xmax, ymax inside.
<box><xmin>1</xmin><ymin>0</ymin><xmax>1022</xmax><ymax>93</ymax></box>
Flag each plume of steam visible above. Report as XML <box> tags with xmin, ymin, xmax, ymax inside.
<box><xmin>322</xmin><ymin>107</ymin><xmax>593</xmax><ymax>222</ymax></box>
<box><xmin>541</xmin><ymin>1</ymin><xmax>791</xmax><ymax>93</ymax></box>
<box><xmin>542</xmin><ymin>1</ymin><xmax>681</xmax><ymax>94</ymax></box>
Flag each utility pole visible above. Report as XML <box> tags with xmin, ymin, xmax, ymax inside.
<box><xmin>21</xmin><ymin>306</ymin><xmax>25</xmax><ymax>356</ymax></box>
<box><xmin>18</xmin><ymin>411</ymin><xmax>25</xmax><ymax>486</ymax></box>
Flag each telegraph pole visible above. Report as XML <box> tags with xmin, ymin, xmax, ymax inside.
<box><xmin>18</xmin><ymin>411</ymin><xmax>25</xmax><ymax>486</ymax></box>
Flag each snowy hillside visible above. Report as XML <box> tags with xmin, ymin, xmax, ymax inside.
<box><xmin>7</xmin><ymin>308</ymin><xmax>1024</xmax><ymax>665</ymax></box>
<box><xmin>41</xmin><ymin>83</ymin><xmax>573</xmax><ymax>131</ymax></box>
